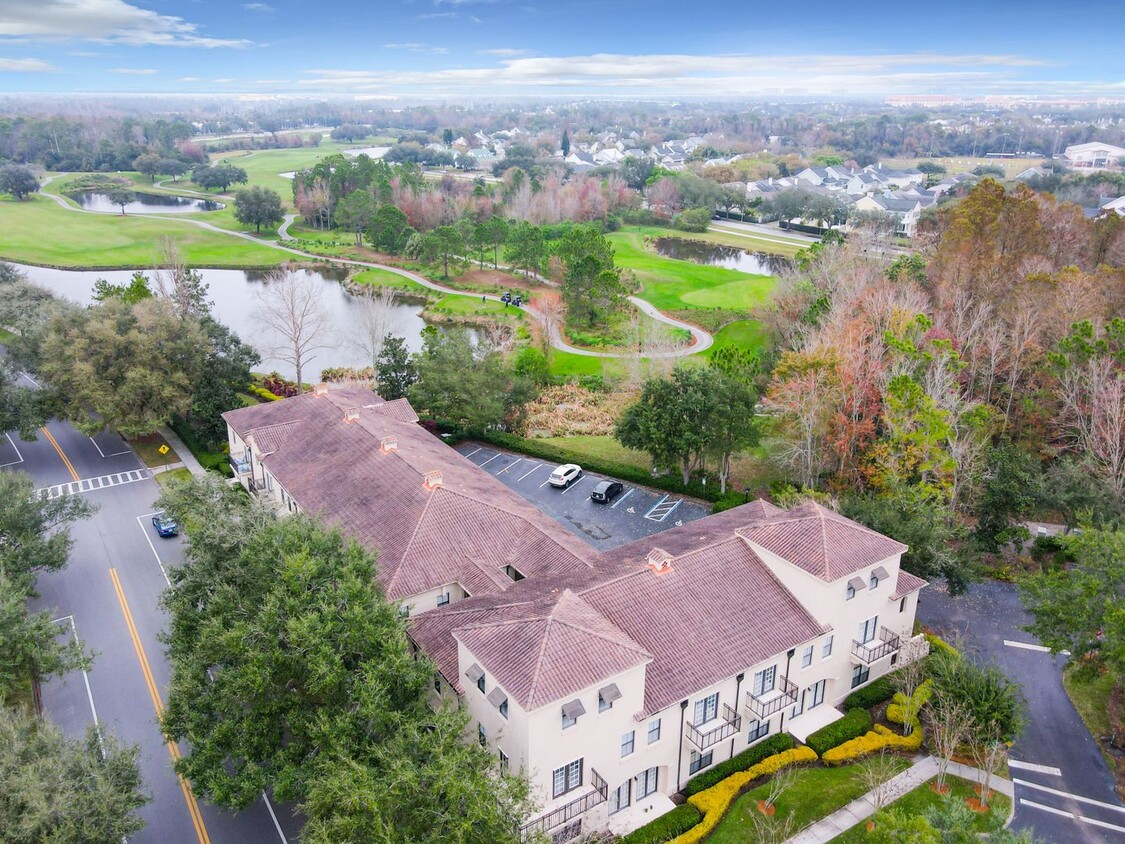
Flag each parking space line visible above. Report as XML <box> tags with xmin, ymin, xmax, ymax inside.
<box><xmin>497</xmin><ymin>457</ymin><xmax>521</xmax><ymax>475</ymax></box>
<box><xmin>517</xmin><ymin>464</ymin><xmax>542</xmax><ymax>481</ymax></box>
<box><xmin>463</xmin><ymin>447</ymin><xmax>482</xmax><ymax>458</ymax></box>
<box><xmin>610</xmin><ymin>488</ymin><xmax>634</xmax><ymax>509</ymax></box>
<box><xmin>0</xmin><ymin>432</ymin><xmax>24</xmax><ymax>467</ymax></box>
<box><xmin>478</xmin><ymin>452</ymin><xmax>502</xmax><ymax>468</ymax></box>
<box><xmin>18</xmin><ymin>371</ymin><xmax>40</xmax><ymax>388</ymax></box>
<box><xmin>88</xmin><ymin>434</ymin><xmax>132</xmax><ymax>458</ymax></box>
<box><xmin>1009</xmin><ymin>760</ymin><xmax>1062</xmax><ymax>777</ymax></box>
<box><xmin>1004</xmin><ymin>639</ymin><xmax>1069</xmax><ymax>655</ymax></box>
<box><xmin>136</xmin><ymin>513</ymin><xmax>172</xmax><ymax>586</ymax></box>
<box><xmin>561</xmin><ymin>476</ymin><xmax>587</xmax><ymax>495</ymax></box>
<box><xmin>51</xmin><ymin>614</ymin><xmax>103</xmax><ymax>755</ymax></box>
<box><xmin>1020</xmin><ymin>798</ymin><xmax>1125</xmax><ymax>834</ymax></box>
<box><xmin>644</xmin><ymin>496</ymin><xmax>682</xmax><ymax>522</ymax></box>
<box><xmin>539</xmin><ymin>476</ymin><xmax>555</xmax><ymax>488</ymax></box>
<box><xmin>1014</xmin><ymin>778</ymin><xmax>1125</xmax><ymax>815</ymax></box>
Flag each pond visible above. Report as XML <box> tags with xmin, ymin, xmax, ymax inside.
<box><xmin>651</xmin><ymin>237</ymin><xmax>791</xmax><ymax>275</ymax></box>
<box><xmin>70</xmin><ymin>190</ymin><xmax>224</xmax><ymax>214</ymax></box>
<box><xmin>12</xmin><ymin>263</ymin><xmax>437</xmax><ymax>381</ymax></box>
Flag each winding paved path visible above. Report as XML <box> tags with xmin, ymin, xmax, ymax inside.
<box><xmin>35</xmin><ymin>177</ymin><xmax>713</xmax><ymax>359</ymax></box>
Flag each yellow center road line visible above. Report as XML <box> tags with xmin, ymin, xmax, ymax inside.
<box><xmin>108</xmin><ymin>568</ymin><xmax>212</xmax><ymax>844</ymax></box>
<box><xmin>40</xmin><ymin>426</ymin><xmax>79</xmax><ymax>482</ymax></box>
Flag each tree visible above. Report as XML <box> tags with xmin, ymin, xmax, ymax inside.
<box><xmin>366</xmin><ymin>203</ymin><xmax>413</xmax><ymax>253</ymax></box>
<box><xmin>409</xmin><ymin>328</ymin><xmax>512</xmax><ymax>433</ymax></box>
<box><xmin>555</xmin><ymin>224</ymin><xmax>627</xmax><ymax>329</ymax></box>
<box><xmin>335</xmin><ymin>190</ymin><xmax>376</xmax><ymax>245</ymax></box>
<box><xmin>560</xmin><ymin>129</ymin><xmax>570</xmax><ymax>158</ymax></box>
<box><xmin>485</xmin><ymin>216</ymin><xmax>509</xmax><ymax>268</ymax></box>
<box><xmin>769</xmin><ymin>188</ymin><xmax>813</xmax><ymax>226</ymax></box>
<box><xmin>38</xmin><ymin>297</ymin><xmax>206</xmax><ymax>437</ymax></box>
<box><xmin>972</xmin><ymin>441</ymin><xmax>1041</xmax><ymax>552</ymax></box>
<box><xmin>707</xmin><ymin>373</ymin><xmax>759</xmax><ymax>494</ymax></box>
<box><xmin>853</xmin><ymin>751</ymin><xmax>900</xmax><ymax>812</ymax></box>
<box><xmin>0</xmin><ymin>163</ymin><xmax>40</xmax><ymax>200</ymax></box>
<box><xmin>192</xmin><ymin>163</ymin><xmax>248</xmax><ymax>192</ymax></box>
<box><xmin>233</xmin><ymin>186</ymin><xmax>284</xmax><ymax>233</ymax></box>
<box><xmin>616</xmin><ymin>365</ymin><xmax>720</xmax><ymax>484</ymax></box>
<box><xmin>351</xmin><ymin>285</ymin><xmax>396</xmax><ymax>375</ymax></box>
<box><xmin>442</xmin><ymin>127</ymin><xmax>454</xmax><ymax>147</ymax></box>
<box><xmin>503</xmin><ymin>221</ymin><xmax>547</xmax><ymax>278</ymax></box>
<box><xmin>375</xmin><ymin>335</ymin><xmax>418</xmax><ymax>401</ymax></box>
<box><xmin>420</xmin><ymin>225</ymin><xmax>465</xmax><ymax>279</ymax></box>
<box><xmin>531</xmin><ymin>289</ymin><xmax>566</xmax><ymax>355</ymax></box>
<box><xmin>1020</xmin><ymin>527</ymin><xmax>1125</xmax><ymax>674</ymax></box>
<box><xmin>0</xmin><ymin>360</ymin><xmax>45</xmax><ymax>440</ymax></box>
<box><xmin>133</xmin><ymin>152</ymin><xmax>162</xmax><ymax>182</ymax></box>
<box><xmin>926</xmin><ymin>698</ymin><xmax>973</xmax><ymax>794</ymax></box>
<box><xmin>92</xmin><ymin>271</ymin><xmax>153</xmax><ymax>305</ymax></box>
<box><xmin>105</xmin><ymin>187</ymin><xmax>134</xmax><ymax>215</ymax></box>
<box><xmin>0</xmin><ymin>707</ymin><xmax>148</xmax><ymax>843</ymax></box>
<box><xmin>189</xmin><ymin>317</ymin><xmax>261</xmax><ymax>447</ymax></box>
<box><xmin>157</xmin><ymin>157</ymin><xmax>187</xmax><ymax>181</ymax></box>
<box><xmin>928</xmin><ymin>651</ymin><xmax>1025</xmax><ymax>743</ymax></box>
<box><xmin>0</xmin><ymin>571</ymin><xmax>89</xmax><ymax>699</ymax></box>
<box><xmin>254</xmin><ymin>269</ymin><xmax>335</xmax><ymax>390</ymax></box>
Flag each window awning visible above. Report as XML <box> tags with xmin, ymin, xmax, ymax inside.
<box><xmin>871</xmin><ymin>566</ymin><xmax>889</xmax><ymax>581</ymax></box>
<box><xmin>847</xmin><ymin>576</ymin><xmax>867</xmax><ymax>592</ymax></box>
<box><xmin>561</xmin><ymin>699</ymin><xmax>586</xmax><ymax>719</ymax></box>
<box><xmin>487</xmin><ymin>687</ymin><xmax>508</xmax><ymax>708</ymax></box>
<box><xmin>465</xmin><ymin>663</ymin><xmax>484</xmax><ymax>683</ymax></box>
<box><xmin>598</xmin><ymin>683</ymin><xmax>622</xmax><ymax>704</ymax></box>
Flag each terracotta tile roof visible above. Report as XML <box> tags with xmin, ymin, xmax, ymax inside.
<box><xmin>581</xmin><ymin>536</ymin><xmax>825</xmax><ymax>715</ymax></box>
<box><xmin>891</xmin><ymin>569</ymin><xmax>928</xmax><ymax>600</ymax></box>
<box><xmin>452</xmin><ymin>590</ymin><xmax>651</xmax><ymax>711</ymax></box>
<box><xmin>735</xmin><ymin>501</ymin><xmax>907</xmax><ymax>581</ymax></box>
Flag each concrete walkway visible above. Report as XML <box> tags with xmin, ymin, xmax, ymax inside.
<box><xmin>158</xmin><ymin>425</ymin><xmax>207</xmax><ymax>477</ymax></box>
<box><xmin>783</xmin><ymin>756</ymin><xmax>1014</xmax><ymax>844</ymax></box>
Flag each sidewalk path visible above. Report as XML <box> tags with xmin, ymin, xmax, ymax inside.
<box><xmin>782</xmin><ymin>756</ymin><xmax>1014</xmax><ymax>844</ymax></box>
<box><xmin>158</xmin><ymin>425</ymin><xmax>206</xmax><ymax>477</ymax></box>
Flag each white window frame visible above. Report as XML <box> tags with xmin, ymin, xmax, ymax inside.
<box><xmin>621</xmin><ymin>730</ymin><xmax>635</xmax><ymax>758</ymax></box>
<box><xmin>846</xmin><ymin>582</ymin><xmax>856</xmax><ymax>600</ymax></box>
<box><xmin>689</xmin><ymin>748</ymin><xmax>713</xmax><ymax>774</ymax></box>
<box><xmin>609</xmin><ymin>780</ymin><xmax>632</xmax><ymax>815</ymax></box>
<box><xmin>552</xmin><ymin>759</ymin><xmax>583</xmax><ymax>799</ymax></box>
<box><xmin>802</xmin><ymin>645</ymin><xmax>814</xmax><ymax>668</ymax></box>
<box><xmin>752</xmin><ymin>666</ymin><xmax>776</xmax><ymax>697</ymax></box>
<box><xmin>858</xmin><ymin>616</ymin><xmax>878</xmax><ymax>645</ymax></box>
<box><xmin>747</xmin><ymin>718</ymin><xmax>770</xmax><ymax>743</ymax></box>
<box><xmin>437</xmin><ymin>592</ymin><xmax>450</xmax><ymax>607</ymax></box>
<box><xmin>636</xmin><ymin>767</ymin><xmax>658</xmax><ymax>800</ymax></box>
<box><xmin>647</xmin><ymin>718</ymin><xmax>662</xmax><ymax>744</ymax></box>
<box><xmin>822</xmin><ymin>635</ymin><xmax>834</xmax><ymax>659</ymax></box>
<box><xmin>809</xmin><ymin>679</ymin><xmax>826</xmax><ymax>709</ymax></box>
<box><xmin>869</xmin><ymin>573</ymin><xmax>880</xmax><ymax>590</ymax></box>
<box><xmin>693</xmin><ymin>692</ymin><xmax>719</xmax><ymax>726</ymax></box>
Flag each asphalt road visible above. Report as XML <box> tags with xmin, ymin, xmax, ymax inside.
<box><xmin>8</xmin><ymin>391</ymin><xmax>301</xmax><ymax>842</ymax></box>
<box><xmin>919</xmin><ymin>580</ymin><xmax>1125</xmax><ymax>842</ymax></box>
<box><xmin>454</xmin><ymin>442</ymin><xmax>711</xmax><ymax>551</ymax></box>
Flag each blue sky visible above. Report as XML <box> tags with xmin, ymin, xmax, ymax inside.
<box><xmin>0</xmin><ymin>0</ymin><xmax>1121</xmax><ymax>98</ymax></box>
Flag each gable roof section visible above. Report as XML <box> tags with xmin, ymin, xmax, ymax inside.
<box><xmin>581</xmin><ymin>536</ymin><xmax>824</xmax><ymax>715</ymax></box>
<box><xmin>452</xmin><ymin>589</ymin><xmax>651</xmax><ymax>711</ymax></box>
<box><xmin>891</xmin><ymin>569</ymin><xmax>928</xmax><ymax>600</ymax></box>
<box><xmin>736</xmin><ymin>501</ymin><xmax>907</xmax><ymax>581</ymax></box>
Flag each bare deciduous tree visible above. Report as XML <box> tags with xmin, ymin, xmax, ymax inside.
<box><xmin>763</xmin><ymin>764</ymin><xmax>798</xmax><ymax>812</ymax></box>
<box><xmin>746</xmin><ymin>805</ymin><xmax>796</xmax><ymax>844</ymax></box>
<box><xmin>889</xmin><ymin>641</ymin><xmax>930</xmax><ymax>735</ymax></box>
<box><xmin>926</xmin><ymin>699</ymin><xmax>974</xmax><ymax>793</ymax></box>
<box><xmin>255</xmin><ymin>269</ymin><xmax>336</xmax><ymax>389</ymax></box>
<box><xmin>351</xmin><ymin>285</ymin><xmax>396</xmax><ymax>376</ymax></box>
<box><xmin>531</xmin><ymin>289</ymin><xmax>565</xmax><ymax>356</ymax></box>
<box><xmin>971</xmin><ymin>735</ymin><xmax>1005</xmax><ymax>810</ymax></box>
<box><xmin>854</xmin><ymin>751</ymin><xmax>901</xmax><ymax>811</ymax></box>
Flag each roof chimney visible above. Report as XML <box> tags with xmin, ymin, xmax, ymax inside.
<box><xmin>380</xmin><ymin>435</ymin><xmax>398</xmax><ymax>454</ymax></box>
<box><xmin>313</xmin><ymin>382</ymin><xmax>329</xmax><ymax>396</ymax></box>
<box><xmin>645</xmin><ymin>547</ymin><xmax>674</xmax><ymax>575</ymax></box>
<box><xmin>344</xmin><ymin>407</ymin><xmax>360</xmax><ymax>423</ymax></box>
<box><xmin>423</xmin><ymin>470</ymin><xmax>443</xmax><ymax>491</ymax></box>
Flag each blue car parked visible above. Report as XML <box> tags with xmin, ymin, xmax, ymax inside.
<box><xmin>152</xmin><ymin>512</ymin><xmax>178</xmax><ymax>538</ymax></box>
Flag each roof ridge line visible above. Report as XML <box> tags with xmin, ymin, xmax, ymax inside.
<box><xmin>388</xmin><ymin>488</ymin><xmax>442</xmax><ymax>591</ymax></box>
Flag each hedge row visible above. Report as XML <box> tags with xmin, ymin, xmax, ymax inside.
<box><xmin>682</xmin><ymin>733</ymin><xmax>794</xmax><ymax>796</ymax></box>
<box><xmin>618</xmin><ymin>803</ymin><xmax>701</xmax><ymax>844</ymax></box>
<box><xmin>805</xmin><ymin>708</ymin><xmax>872</xmax><ymax>757</ymax></box>
<box><xmin>842</xmin><ymin>677</ymin><xmax>895</xmax><ymax>711</ymax></box>
<box><xmin>477</xmin><ymin>431</ymin><xmax>724</xmax><ymax>502</ymax></box>
<box><xmin>823</xmin><ymin>682</ymin><xmax>931</xmax><ymax>765</ymax></box>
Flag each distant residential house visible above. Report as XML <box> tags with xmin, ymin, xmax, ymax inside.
<box><xmin>1098</xmin><ymin>195</ymin><xmax>1125</xmax><ymax>217</ymax></box>
<box><xmin>1062</xmin><ymin>142</ymin><xmax>1125</xmax><ymax>170</ymax></box>
<box><xmin>863</xmin><ymin>164</ymin><xmax>925</xmax><ymax>189</ymax></box>
<box><xmin>1013</xmin><ymin>166</ymin><xmax>1049</xmax><ymax>181</ymax></box>
<box><xmin>852</xmin><ymin>194</ymin><xmax>924</xmax><ymax>237</ymax></box>
<box><xmin>845</xmin><ymin>172</ymin><xmax>883</xmax><ymax>196</ymax></box>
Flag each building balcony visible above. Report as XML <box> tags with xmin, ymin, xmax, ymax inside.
<box><xmin>745</xmin><ymin>676</ymin><xmax>799</xmax><ymax>720</ymax></box>
<box><xmin>229</xmin><ymin>453</ymin><xmax>251</xmax><ymax>475</ymax></box>
<box><xmin>520</xmin><ymin>769</ymin><xmax>607</xmax><ymax>840</ymax></box>
<box><xmin>685</xmin><ymin>703</ymin><xmax>742</xmax><ymax>750</ymax></box>
<box><xmin>851</xmin><ymin>627</ymin><xmax>901</xmax><ymax>664</ymax></box>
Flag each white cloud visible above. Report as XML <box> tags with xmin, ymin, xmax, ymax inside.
<box><xmin>0</xmin><ymin>56</ymin><xmax>54</xmax><ymax>71</ymax></box>
<box><xmin>479</xmin><ymin>48</ymin><xmax>527</xmax><ymax>57</ymax></box>
<box><xmin>109</xmin><ymin>66</ymin><xmax>156</xmax><ymax>74</ymax></box>
<box><xmin>300</xmin><ymin>51</ymin><xmax>1060</xmax><ymax>96</ymax></box>
<box><xmin>179</xmin><ymin>76</ymin><xmax>201</xmax><ymax>81</ymax></box>
<box><xmin>417</xmin><ymin>11</ymin><xmax>457</xmax><ymax>18</ymax></box>
<box><xmin>384</xmin><ymin>42</ymin><xmax>448</xmax><ymax>54</ymax></box>
<box><xmin>241</xmin><ymin>2</ymin><xmax>273</xmax><ymax>11</ymax></box>
<box><xmin>0</xmin><ymin>0</ymin><xmax>251</xmax><ymax>48</ymax></box>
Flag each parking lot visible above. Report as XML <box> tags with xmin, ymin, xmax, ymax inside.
<box><xmin>455</xmin><ymin>442</ymin><xmax>711</xmax><ymax>551</ymax></box>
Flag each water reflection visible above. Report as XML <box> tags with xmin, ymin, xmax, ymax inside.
<box><xmin>651</xmin><ymin>237</ymin><xmax>791</xmax><ymax>275</ymax></box>
<box><xmin>12</xmin><ymin>263</ymin><xmax>435</xmax><ymax>381</ymax></box>
<box><xmin>71</xmin><ymin>190</ymin><xmax>224</xmax><ymax>214</ymax></box>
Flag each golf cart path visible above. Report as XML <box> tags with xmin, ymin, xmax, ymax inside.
<box><xmin>36</xmin><ymin>176</ymin><xmax>712</xmax><ymax>359</ymax></box>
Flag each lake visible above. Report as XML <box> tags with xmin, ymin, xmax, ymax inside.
<box><xmin>651</xmin><ymin>237</ymin><xmax>791</xmax><ymax>275</ymax></box>
<box><xmin>12</xmin><ymin>263</ymin><xmax>435</xmax><ymax>381</ymax></box>
<box><xmin>71</xmin><ymin>190</ymin><xmax>224</xmax><ymax>214</ymax></box>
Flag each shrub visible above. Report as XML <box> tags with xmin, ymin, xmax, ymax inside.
<box><xmin>618</xmin><ymin>803</ymin><xmax>701</xmax><ymax>844</ymax></box>
<box><xmin>248</xmin><ymin>385</ymin><xmax>282</xmax><ymax>402</ymax></box>
<box><xmin>929</xmin><ymin>651</ymin><xmax>1024</xmax><ymax>742</ymax></box>
<box><xmin>260</xmin><ymin>371</ymin><xmax>299</xmax><ymax>397</ymax></box>
<box><xmin>805</xmin><ymin>708</ymin><xmax>872</xmax><ymax>757</ymax></box>
<box><xmin>822</xmin><ymin>722</ymin><xmax>925</xmax><ymax>764</ymax></box>
<box><xmin>478</xmin><ymin>430</ymin><xmax>724</xmax><ymax>502</ymax></box>
<box><xmin>842</xmin><ymin>677</ymin><xmax>894</xmax><ymax>711</ymax></box>
<box><xmin>682</xmin><ymin>733</ymin><xmax>794</xmax><ymax>796</ymax></box>
<box><xmin>924</xmin><ymin>632</ymin><xmax>959</xmax><ymax>659</ymax></box>
<box><xmin>672</xmin><ymin>207</ymin><xmax>712</xmax><ymax>232</ymax></box>
<box><xmin>712</xmin><ymin>491</ymin><xmax>749</xmax><ymax>514</ymax></box>
<box><xmin>678</xmin><ymin>746</ymin><xmax>818</xmax><ymax>844</ymax></box>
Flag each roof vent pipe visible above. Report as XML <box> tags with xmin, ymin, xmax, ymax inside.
<box><xmin>313</xmin><ymin>382</ymin><xmax>329</xmax><ymax>396</ymax></box>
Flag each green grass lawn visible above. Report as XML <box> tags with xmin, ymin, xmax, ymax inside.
<box><xmin>428</xmin><ymin>294</ymin><xmax>527</xmax><ymax>321</ymax></box>
<box><xmin>703</xmin><ymin>319</ymin><xmax>769</xmax><ymax>358</ymax></box>
<box><xmin>533</xmin><ymin>434</ymin><xmax>652</xmax><ymax>473</ymax></box>
<box><xmin>607</xmin><ymin>228</ymin><xmax>777</xmax><ymax>316</ymax></box>
<box><xmin>546</xmin><ymin>349</ymin><xmax>630</xmax><ymax>379</ymax></box>
<box><xmin>206</xmin><ymin>142</ymin><xmax>362</xmax><ymax>202</ymax></box>
<box><xmin>351</xmin><ymin>267</ymin><xmax>432</xmax><ymax>296</ymax></box>
<box><xmin>709</xmin><ymin>759</ymin><xmax>912</xmax><ymax>844</ymax></box>
<box><xmin>1064</xmin><ymin>665</ymin><xmax>1115</xmax><ymax>739</ymax></box>
<box><xmin>0</xmin><ymin>194</ymin><xmax>288</xmax><ymax>268</ymax></box>
<box><xmin>154</xmin><ymin>467</ymin><xmax>193</xmax><ymax>488</ymax></box>
<box><xmin>830</xmin><ymin>775</ymin><xmax>1010</xmax><ymax>842</ymax></box>
<box><xmin>127</xmin><ymin>433</ymin><xmax>179</xmax><ymax>468</ymax></box>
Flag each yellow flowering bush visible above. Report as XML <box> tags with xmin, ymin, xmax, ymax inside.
<box><xmin>672</xmin><ymin>746</ymin><xmax>818</xmax><ymax>843</ymax></box>
<box><xmin>822</xmin><ymin>722</ymin><xmax>925</xmax><ymax>764</ymax></box>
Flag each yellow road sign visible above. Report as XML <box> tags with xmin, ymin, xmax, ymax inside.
<box><xmin>158</xmin><ymin>444</ymin><xmax>170</xmax><ymax>455</ymax></box>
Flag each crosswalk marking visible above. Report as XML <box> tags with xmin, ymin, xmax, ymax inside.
<box><xmin>35</xmin><ymin>469</ymin><xmax>149</xmax><ymax>499</ymax></box>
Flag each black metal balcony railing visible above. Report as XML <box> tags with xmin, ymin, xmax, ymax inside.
<box><xmin>520</xmin><ymin>769</ymin><xmax>607</xmax><ymax>840</ymax></box>
<box><xmin>851</xmin><ymin>627</ymin><xmax>901</xmax><ymax>664</ymax></box>
<box><xmin>230</xmin><ymin>454</ymin><xmax>251</xmax><ymax>475</ymax></box>
<box><xmin>685</xmin><ymin>703</ymin><xmax>742</xmax><ymax>750</ymax></box>
<box><xmin>745</xmin><ymin>675</ymin><xmax>799</xmax><ymax>720</ymax></box>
